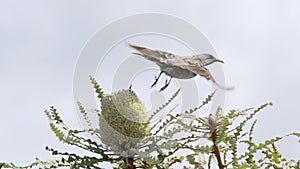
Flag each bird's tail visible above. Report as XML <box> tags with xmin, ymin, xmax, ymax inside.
<box><xmin>214</xmin><ymin>81</ymin><xmax>234</xmax><ymax>91</ymax></box>
<box><xmin>208</xmin><ymin>75</ymin><xmax>234</xmax><ymax>90</ymax></box>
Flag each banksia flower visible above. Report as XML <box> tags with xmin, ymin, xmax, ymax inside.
<box><xmin>99</xmin><ymin>89</ymin><xmax>150</xmax><ymax>155</ymax></box>
<box><xmin>207</xmin><ymin>107</ymin><xmax>223</xmax><ymax>134</ymax></box>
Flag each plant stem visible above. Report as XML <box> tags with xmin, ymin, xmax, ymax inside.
<box><xmin>125</xmin><ymin>157</ymin><xmax>136</xmax><ymax>169</ymax></box>
<box><xmin>211</xmin><ymin>130</ymin><xmax>224</xmax><ymax>169</ymax></box>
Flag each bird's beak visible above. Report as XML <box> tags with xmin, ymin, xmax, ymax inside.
<box><xmin>216</xmin><ymin>59</ymin><xmax>224</xmax><ymax>63</ymax></box>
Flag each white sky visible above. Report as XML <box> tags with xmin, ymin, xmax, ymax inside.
<box><xmin>0</xmin><ymin>0</ymin><xmax>299</xmax><ymax>167</ymax></box>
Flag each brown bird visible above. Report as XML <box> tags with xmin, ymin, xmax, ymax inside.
<box><xmin>130</xmin><ymin>44</ymin><xmax>233</xmax><ymax>91</ymax></box>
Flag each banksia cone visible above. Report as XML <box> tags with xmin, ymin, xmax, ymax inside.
<box><xmin>99</xmin><ymin>89</ymin><xmax>150</xmax><ymax>155</ymax></box>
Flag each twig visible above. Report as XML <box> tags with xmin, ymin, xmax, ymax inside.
<box><xmin>211</xmin><ymin>130</ymin><xmax>224</xmax><ymax>169</ymax></box>
<box><xmin>125</xmin><ymin>157</ymin><xmax>136</xmax><ymax>169</ymax></box>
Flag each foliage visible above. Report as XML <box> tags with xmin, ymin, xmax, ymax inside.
<box><xmin>1</xmin><ymin>77</ymin><xmax>299</xmax><ymax>169</ymax></box>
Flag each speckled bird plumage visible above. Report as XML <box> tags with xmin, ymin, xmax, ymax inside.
<box><xmin>130</xmin><ymin>44</ymin><xmax>233</xmax><ymax>91</ymax></box>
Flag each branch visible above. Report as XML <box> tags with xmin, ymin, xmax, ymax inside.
<box><xmin>211</xmin><ymin>129</ymin><xmax>224</xmax><ymax>169</ymax></box>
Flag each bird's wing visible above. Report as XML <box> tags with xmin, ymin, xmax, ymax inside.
<box><xmin>129</xmin><ymin>44</ymin><xmax>178</xmax><ymax>64</ymax></box>
<box><xmin>170</xmin><ymin>58</ymin><xmax>234</xmax><ymax>90</ymax></box>
<box><xmin>172</xmin><ymin>60</ymin><xmax>215</xmax><ymax>82</ymax></box>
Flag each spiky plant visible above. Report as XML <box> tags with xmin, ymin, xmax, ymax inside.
<box><xmin>1</xmin><ymin>77</ymin><xmax>299</xmax><ymax>169</ymax></box>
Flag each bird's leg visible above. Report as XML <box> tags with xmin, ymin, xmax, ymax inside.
<box><xmin>151</xmin><ymin>71</ymin><xmax>163</xmax><ymax>88</ymax></box>
<box><xmin>159</xmin><ymin>77</ymin><xmax>172</xmax><ymax>91</ymax></box>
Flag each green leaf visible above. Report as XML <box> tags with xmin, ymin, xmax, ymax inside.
<box><xmin>89</xmin><ymin>75</ymin><xmax>104</xmax><ymax>102</ymax></box>
<box><xmin>149</xmin><ymin>88</ymin><xmax>180</xmax><ymax>122</ymax></box>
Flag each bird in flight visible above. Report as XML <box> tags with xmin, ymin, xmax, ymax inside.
<box><xmin>129</xmin><ymin>44</ymin><xmax>233</xmax><ymax>91</ymax></box>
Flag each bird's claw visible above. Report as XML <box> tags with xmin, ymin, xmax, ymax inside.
<box><xmin>151</xmin><ymin>71</ymin><xmax>164</xmax><ymax>88</ymax></box>
<box><xmin>151</xmin><ymin>78</ymin><xmax>158</xmax><ymax>88</ymax></box>
<box><xmin>159</xmin><ymin>78</ymin><xmax>171</xmax><ymax>91</ymax></box>
<box><xmin>159</xmin><ymin>85</ymin><xmax>168</xmax><ymax>91</ymax></box>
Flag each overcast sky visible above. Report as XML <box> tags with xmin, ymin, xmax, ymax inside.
<box><xmin>1</xmin><ymin>0</ymin><xmax>299</xmax><ymax>167</ymax></box>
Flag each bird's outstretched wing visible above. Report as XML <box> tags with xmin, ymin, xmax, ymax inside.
<box><xmin>129</xmin><ymin>44</ymin><xmax>178</xmax><ymax>63</ymax></box>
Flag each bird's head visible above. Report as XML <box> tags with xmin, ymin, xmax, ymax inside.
<box><xmin>194</xmin><ymin>53</ymin><xmax>224</xmax><ymax>66</ymax></box>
